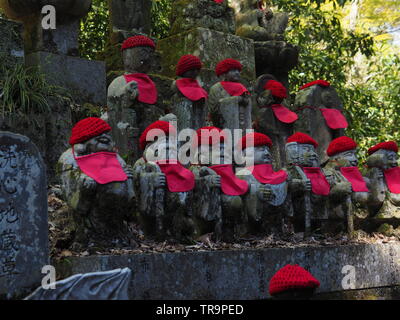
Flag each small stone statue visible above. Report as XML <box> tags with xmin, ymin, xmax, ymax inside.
<box><xmin>132</xmin><ymin>120</ymin><xmax>197</xmax><ymax>242</ymax></box>
<box><xmin>190</xmin><ymin>126</ymin><xmax>249</xmax><ymax>241</ymax></box>
<box><xmin>232</xmin><ymin>0</ymin><xmax>287</xmax><ymax>41</ymax></box>
<box><xmin>366</xmin><ymin>141</ymin><xmax>400</xmax><ymax>236</ymax></box>
<box><xmin>294</xmin><ymin>80</ymin><xmax>348</xmax><ymax>164</ymax></box>
<box><xmin>169</xmin><ymin>0</ymin><xmax>236</xmax><ymax>36</ymax></box>
<box><xmin>208</xmin><ymin>59</ymin><xmax>252</xmax><ymax>132</ymax></box>
<box><xmin>323</xmin><ymin>136</ymin><xmax>370</xmax><ymax>235</ymax></box>
<box><xmin>57</xmin><ymin>117</ymin><xmax>135</xmax><ymax>248</ymax></box>
<box><xmin>107</xmin><ymin>35</ymin><xmax>163</xmax><ymax>163</ymax></box>
<box><xmin>285</xmin><ymin>132</ymin><xmax>330</xmax><ymax>236</ymax></box>
<box><xmin>254</xmin><ymin>75</ymin><xmax>297</xmax><ymax>168</ymax></box>
<box><xmin>171</xmin><ymin>55</ymin><xmax>208</xmax><ymax>131</ymax></box>
<box><xmin>236</xmin><ymin>132</ymin><xmax>293</xmax><ymax>235</ymax></box>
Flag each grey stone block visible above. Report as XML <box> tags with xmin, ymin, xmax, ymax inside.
<box><xmin>0</xmin><ymin>18</ymin><xmax>24</xmax><ymax>68</ymax></box>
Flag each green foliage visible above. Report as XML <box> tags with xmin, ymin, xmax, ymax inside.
<box><xmin>151</xmin><ymin>0</ymin><xmax>172</xmax><ymax>39</ymax></box>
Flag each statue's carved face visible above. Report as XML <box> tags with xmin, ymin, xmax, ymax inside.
<box><xmin>378</xmin><ymin>150</ymin><xmax>399</xmax><ymax>169</ymax></box>
<box><xmin>286</xmin><ymin>143</ymin><xmax>319</xmax><ymax>167</ymax></box>
<box><xmin>244</xmin><ymin>145</ymin><xmax>271</xmax><ymax>165</ymax></box>
<box><xmin>222</xmin><ymin>69</ymin><xmax>241</xmax><ymax>82</ymax></box>
<box><xmin>332</xmin><ymin>150</ymin><xmax>358</xmax><ymax>167</ymax></box>
<box><xmin>74</xmin><ymin>132</ymin><xmax>115</xmax><ymax>156</ymax></box>
<box><xmin>198</xmin><ymin>143</ymin><xmax>232</xmax><ymax>165</ymax></box>
<box><xmin>123</xmin><ymin>47</ymin><xmax>154</xmax><ymax>74</ymax></box>
<box><xmin>181</xmin><ymin>69</ymin><xmax>200</xmax><ymax>79</ymax></box>
<box><xmin>144</xmin><ymin>135</ymin><xmax>178</xmax><ymax>162</ymax></box>
<box><xmin>320</xmin><ymin>89</ymin><xmax>335</xmax><ymax>107</ymax></box>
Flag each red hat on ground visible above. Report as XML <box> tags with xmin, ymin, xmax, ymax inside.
<box><xmin>121</xmin><ymin>35</ymin><xmax>156</xmax><ymax>51</ymax></box>
<box><xmin>300</xmin><ymin>80</ymin><xmax>331</xmax><ymax>90</ymax></box>
<box><xmin>264</xmin><ymin>80</ymin><xmax>287</xmax><ymax>99</ymax></box>
<box><xmin>176</xmin><ymin>55</ymin><xmax>202</xmax><ymax>76</ymax></box>
<box><xmin>269</xmin><ymin>264</ymin><xmax>320</xmax><ymax>296</ymax></box>
<box><xmin>368</xmin><ymin>141</ymin><xmax>399</xmax><ymax>155</ymax></box>
<box><xmin>196</xmin><ymin>126</ymin><xmax>225</xmax><ymax>146</ymax></box>
<box><xmin>287</xmin><ymin>132</ymin><xmax>318</xmax><ymax>148</ymax></box>
<box><xmin>240</xmin><ymin>132</ymin><xmax>272</xmax><ymax>150</ymax></box>
<box><xmin>327</xmin><ymin>136</ymin><xmax>357</xmax><ymax>157</ymax></box>
<box><xmin>69</xmin><ymin>117</ymin><xmax>111</xmax><ymax>145</ymax></box>
<box><xmin>139</xmin><ymin>120</ymin><xmax>177</xmax><ymax>151</ymax></box>
<box><xmin>215</xmin><ymin>58</ymin><xmax>242</xmax><ymax>77</ymax></box>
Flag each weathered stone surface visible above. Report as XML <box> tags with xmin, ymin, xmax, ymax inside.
<box><xmin>157</xmin><ymin>28</ymin><xmax>256</xmax><ymax>83</ymax></box>
<box><xmin>25</xmin><ymin>52</ymin><xmax>107</xmax><ymax>105</ymax></box>
<box><xmin>0</xmin><ymin>132</ymin><xmax>48</xmax><ymax>299</ymax></box>
<box><xmin>25</xmin><ymin>268</ymin><xmax>131</xmax><ymax>300</ymax></box>
<box><xmin>54</xmin><ymin>243</ymin><xmax>400</xmax><ymax>300</ymax></box>
<box><xmin>0</xmin><ymin>18</ymin><xmax>23</xmax><ymax>68</ymax></box>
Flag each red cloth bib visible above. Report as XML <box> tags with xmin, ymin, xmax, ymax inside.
<box><xmin>320</xmin><ymin>108</ymin><xmax>348</xmax><ymax>129</ymax></box>
<box><xmin>176</xmin><ymin>78</ymin><xmax>208</xmax><ymax>102</ymax></box>
<box><xmin>210</xmin><ymin>164</ymin><xmax>249</xmax><ymax>196</ymax></box>
<box><xmin>214</xmin><ymin>0</ymin><xmax>224</xmax><ymax>3</ymax></box>
<box><xmin>384</xmin><ymin>167</ymin><xmax>400</xmax><ymax>194</ymax></box>
<box><xmin>340</xmin><ymin>167</ymin><xmax>369</xmax><ymax>192</ymax></box>
<box><xmin>248</xmin><ymin>164</ymin><xmax>288</xmax><ymax>185</ymax></box>
<box><xmin>156</xmin><ymin>160</ymin><xmax>195</xmax><ymax>192</ymax></box>
<box><xmin>270</xmin><ymin>104</ymin><xmax>298</xmax><ymax>124</ymax></box>
<box><xmin>74</xmin><ymin>150</ymin><xmax>128</xmax><ymax>185</ymax></box>
<box><xmin>302</xmin><ymin>167</ymin><xmax>330</xmax><ymax>196</ymax></box>
<box><xmin>220</xmin><ymin>81</ymin><xmax>250</xmax><ymax>97</ymax></box>
<box><xmin>124</xmin><ymin>73</ymin><xmax>158</xmax><ymax>105</ymax></box>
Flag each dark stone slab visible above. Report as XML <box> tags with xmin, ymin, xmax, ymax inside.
<box><xmin>0</xmin><ymin>132</ymin><xmax>48</xmax><ymax>299</ymax></box>
<box><xmin>25</xmin><ymin>51</ymin><xmax>107</xmax><ymax>105</ymax></box>
<box><xmin>54</xmin><ymin>243</ymin><xmax>400</xmax><ymax>300</ymax></box>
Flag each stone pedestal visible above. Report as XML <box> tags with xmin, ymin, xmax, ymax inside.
<box><xmin>157</xmin><ymin>27</ymin><xmax>256</xmax><ymax>89</ymax></box>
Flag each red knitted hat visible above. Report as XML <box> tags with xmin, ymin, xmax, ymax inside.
<box><xmin>139</xmin><ymin>120</ymin><xmax>177</xmax><ymax>151</ymax></box>
<box><xmin>121</xmin><ymin>35</ymin><xmax>155</xmax><ymax>51</ymax></box>
<box><xmin>300</xmin><ymin>80</ymin><xmax>330</xmax><ymax>90</ymax></box>
<box><xmin>215</xmin><ymin>58</ymin><xmax>242</xmax><ymax>77</ymax></box>
<box><xmin>176</xmin><ymin>55</ymin><xmax>202</xmax><ymax>76</ymax></box>
<box><xmin>269</xmin><ymin>264</ymin><xmax>320</xmax><ymax>296</ymax></box>
<box><xmin>69</xmin><ymin>117</ymin><xmax>111</xmax><ymax>145</ymax></box>
<box><xmin>368</xmin><ymin>141</ymin><xmax>399</xmax><ymax>155</ymax></box>
<box><xmin>287</xmin><ymin>132</ymin><xmax>318</xmax><ymax>148</ymax></box>
<box><xmin>240</xmin><ymin>132</ymin><xmax>272</xmax><ymax>150</ymax></box>
<box><xmin>196</xmin><ymin>126</ymin><xmax>224</xmax><ymax>146</ymax></box>
<box><xmin>327</xmin><ymin>136</ymin><xmax>357</xmax><ymax>157</ymax></box>
<box><xmin>214</xmin><ymin>0</ymin><xmax>224</xmax><ymax>3</ymax></box>
<box><xmin>264</xmin><ymin>80</ymin><xmax>287</xmax><ymax>99</ymax></box>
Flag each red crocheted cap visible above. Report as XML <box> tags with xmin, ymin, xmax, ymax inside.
<box><xmin>240</xmin><ymin>132</ymin><xmax>272</xmax><ymax>150</ymax></box>
<box><xmin>300</xmin><ymin>80</ymin><xmax>331</xmax><ymax>90</ymax></box>
<box><xmin>215</xmin><ymin>58</ymin><xmax>242</xmax><ymax>77</ymax></box>
<box><xmin>69</xmin><ymin>117</ymin><xmax>111</xmax><ymax>145</ymax></box>
<box><xmin>139</xmin><ymin>120</ymin><xmax>177</xmax><ymax>151</ymax></box>
<box><xmin>214</xmin><ymin>0</ymin><xmax>224</xmax><ymax>3</ymax></box>
<box><xmin>196</xmin><ymin>126</ymin><xmax>224</xmax><ymax>146</ymax></box>
<box><xmin>368</xmin><ymin>141</ymin><xmax>399</xmax><ymax>155</ymax></box>
<box><xmin>176</xmin><ymin>55</ymin><xmax>202</xmax><ymax>76</ymax></box>
<box><xmin>327</xmin><ymin>136</ymin><xmax>357</xmax><ymax>157</ymax></box>
<box><xmin>121</xmin><ymin>35</ymin><xmax>155</xmax><ymax>51</ymax></box>
<box><xmin>287</xmin><ymin>132</ymin><xmax>318</xmax><ymax>148</ymax></box>
<box><xmin>269</xmin><ymin>264</ymin><xmax>320</xmax><ymax>296</ymax></box>
<box><xmin>264</xmin><ymin>80</ymin><xmax>287</xmax><ymax>99</ymax></box>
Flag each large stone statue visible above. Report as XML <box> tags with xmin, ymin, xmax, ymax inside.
<box><xmin>132</xmin><ymin>120</ymin><xmax>197</xmax><ymax>242</ymax></box>
<box><xmin>285</xmin><ymin>132</ymin><xmax>330</xmax><ymax>236</ymax></box>
<box><xmin>190</xmin><ymin>126</ymin><xmax>248</xmax><ymax>241</ymax></box>
<box><xmin>171</xmin><ymin>55</ymin><xmax>208</xmax><ymax>131</ymax></box>
<box><xmin>208</xmin><ymin>58</ymin><xmax>252</xmax><ymax>132</ymax></box>
<box><xmin>366</xmin><ymin>141</ymin><xmax>400</xmax><ymax>236</ymax></box>
<box><xmin>169</xmin><ymin>0</ymin><xmax>235</xmax><ymax>36</ymax></box>
<box><xmin>57</xmin><ymin>117</ymin><xmax>135</xmax><ymax>248</ymax></box>
<box><xmin>254</xmin><ymin>75</ymin><xmax>297</xmax><ymax>168</ymax></box>
<box><xmin>294</xmin><ymin>80</ymin><xmax>348</xmax><ymax>164</ymax></box>
<box><xmin>236</xmin><ymin>132</ymin><xmax>293</xmax><ymax>235</ymax></box>
<box><xmin>107</xmin><ymin>35</ymin><xmax>163</xmax><ymax>163</ymax></box>
<box><xmin>323</xmin><ymin>136</ymin><xmax>371</xmax><ymax>235</ymax></box>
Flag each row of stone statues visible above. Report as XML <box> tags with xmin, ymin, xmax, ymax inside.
<box><xmin>58</xmin><ymin>116</ymin><xmax>400</xmax><ymax>247</ymax></box>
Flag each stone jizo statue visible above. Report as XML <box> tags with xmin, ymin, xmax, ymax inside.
<box><xmin>57</xmin><ymin>117</ymin><xmax>135</xmax><ymax>248</ymax></box>
<box><xmin>236</xmin><ymin>132</ymin><xmax>293</xmax><ymax>235</ymax></box>
<box><xmin>171</xmin><ymin>55</ymin><xmax>208</xmax><ymax>131</ymax></box>
<box><xmin>208</xmin><ymin>58</ymin><xmax>252</xmax><ymax>133</ymax></box>
<box><xmin>107</xmin><ymin>35</ymin><xmax>163</xmax><ymax>163</ymax></box>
